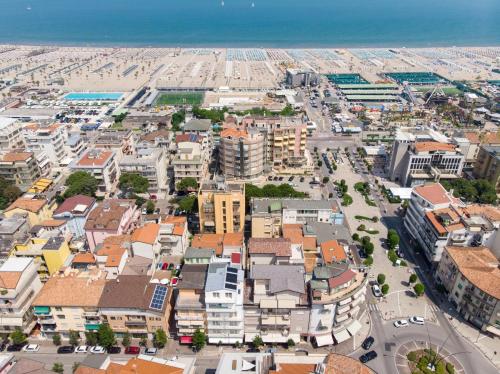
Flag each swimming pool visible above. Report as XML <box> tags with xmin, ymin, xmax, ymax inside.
<box><xmin>63</xmin><ymin>92</ymin><xmax>123</xmax><ymax>101</ymax></box>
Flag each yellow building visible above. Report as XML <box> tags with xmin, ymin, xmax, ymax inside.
<box><xmin>14</xmin><ymin>236</ymin><xmax>71</xmax><ymax>281</ymax></box>
<box><xmin>27</xmin><ymin>178</ymin><xmax>53</xmax><ymax>194</ymax></box>
<box><xmin>198</xmin><ymin>179</ymin><xmax>245</xmax><ymax>234</ymax></box>
<box><xmin>4</xmin><ymin>197</ymin><xmax>55</xmax><ymax>227</ymax></box>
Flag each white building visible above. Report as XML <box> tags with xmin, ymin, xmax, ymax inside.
<box><xmin>119</xmin><ymin>148</ymin><xmax>168</xmax><ymax>195</ymax></box>
<box><xmin>0</xmin><ymin>117</ymin><xmax>24</xmax><ymax>150</ymax></box>
<box><xmin>173</xmin><ymin>142</ymin><xmax>208</xmax><ymax>186</ymax></box>
<box><xmin>23</xmin><ymin>123</ymin><xmax>68</xmax><ymax>165</ymax></box>
<box><xmin>0</xmin><ymin>258</ymin><xmax>42</xmax><ymax>334</ymax></box>
<box><xmin>204</xmin><ymin>262</ymin><xmax>245</xmax><ymax>344</ymax></box>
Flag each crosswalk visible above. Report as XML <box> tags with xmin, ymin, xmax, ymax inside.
<box><xmin>368</xmin><ymin>303</ymin><xmax>380</xmax><ymax>313</ymax></box>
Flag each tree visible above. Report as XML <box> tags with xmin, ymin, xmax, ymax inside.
<box><xmin>192</xmin><ymin>329</ymin><xmax>206</xmax><ymax>352</ymax></box>
<box><xmin>122</xmin><ymin>332</ymin><xmax>131</xmax><ymax>347</ymax></box>
<box><xmin>409</xmin><ymin>274</ymin><xmax>418</xmax><ymax>284</ymax></box>
<box><xmin>52</xmin><ymin>333</ymin><xmax>62</xmax><ymax>346</ymax></box>
<box><xmin>140</xmin><ymin>336</ymin><xmax>148</xmax><ymax>347</ymax></box>
<box><xmin>153</xmin><ymin>328</ymin><xmax>167</xmax><ymax>348</ymax></box>
<box><xmin>177</xmin><ymin>195</ymin><xmax>197</xmax><ymax>213</ymax></box>
<box><xmin>119</xmin><ymin>173</ymin><xmax>149</xmax><ymax>194</ymax></box>
<box><xmin>387</xmin><ymin>229</ymin><xmax>400</xmax><ymax>250</ymax></box>
<box><xmin>97</xmin><ymin>324</ymin><xmax>116</xmax><ymax>349</ymax></box>
<box><xmin>64</xmin><ymin>171</ymin><xmax>99</xmax><ymax>198</ymax></box>
<box><xmin>377</xmin><ymin>274</ymin><xmax>386</xmax><ymax>285</ymax></box>
<box><xmin>10</xmin><ymin>328</ymin><xmax>27</xmax><ymax>345</ymax></box>
<box><xmin>85</xmin><ymin>332</ymin><xmax>98</xmax><ymax>346</ymax></box>
<box><xmin>286</xmin><ymin>338</ymin><xmax>295</xmax><ymax>348</ymax></box>
<box><xmin>69</xmin><ymin>330</ymin><xmax>80</xmax><ymax>346</ymax></box>
<box><xmin>0</xmin><ymin>177</ymin><xmax>21</xmax><ymax>210</ymax></box>
<box><xmin>146</xmin><ymin>200</ymin><xmax>155</xmax><ymax>214</ymax></box>
<box><xmin>381</xmin><ymin>284</ymin><xmax>390</xmax><ymax>295</ymax></box>
<box><xmin>171</xmin><ymin>109</ymin><xmax>185</xmax><ymax>130</ymax></box>
<box><xmin>176</xmin><ymin>177</ymin><xmax>198</xmax><ymax>192</ymax></box>
<box><xmin>414</xmin><ymin>283</ymin><xmax>425</xmax><ymax>297</ymax></box>
<box><xmin>322</xmin><ymin>177</ymin><xmax>329</xmax><ymax>183</ymax></box>
<box><xmin>52</xmin><ymin>363</ymin><xmax>64</xmax><ymax>374</ymax></box>
<box><xmin>317</xmin><ymin>160</ymin><xmax>322</xmax><ymax>167</ymax></box>
<box><xmin>363</xmin><ymin>256</ymin><xmax>373</xmax><ymax>266</ymax></box>
<box><xmin>252</xmin><ymin>335</ymin><xmax>263</xmax><ymax>349</ymax></box>
<box><xmin>363</xmin><ymin>242</ymin><xmax>374</xmax><ymax>256</ymax></box>
<box><xmin>352</xmin><ymin>233</ymin><xmax>360</xmax><ymax>241</ymax></box>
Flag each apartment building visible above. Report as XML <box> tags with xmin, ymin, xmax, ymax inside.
<box><xmin>175</xmin><ymin>264</ymin><xmax>208</xmax><ymax>342</ymax></box>
<box><xmin>245</xmin><ymin>265</ymin><xmax>308</xmax><ymax>344</ymax></box>
<box><xmin>131</xmin><ymin>223</ymin><xmax>160</xmax><ymax>260</ymax></box>
<box><xmin>435</xmin><ymin>246</ymin><xmax>500</xmax><ymax>336</ymax></box>
<box><xmin>52</xmin><ymin>195</ymin><xmax>96</xmax><ymax>238</ymax></box>
<box><xmin>473</xmin><ymin>145</ymin><xmax>500</xmax><ymax>192</ymax></box>
<box><xmin>98</xmin><ymin>275</ymin><xmax>172</xmax><ymax>339</ymax></box>
<box><xmin>0</xmin><ymin>214</ymin><xmax>30</xmax><ymax>259</ymax></box>
<box><xmin>33</xmin><ymin>269</ymin><xmax>106</xmax><ymax>338</ymax></box>
<box><xmin>23</xmin><ymin>123</ymin><xmax>68</xmax><ymax>165</ymax></box>
<box><xmin>93</xmin><ymin>129</ymin><xmax>135</xmax><ymax>162</ymax></box>
<box><xmin>309</xmin><ymin>264</ymin><xmax>367</xmax><ymax>346</ymax></box>
<box><xmin>191</xmin><ymin>232</ymin><xmax>245</xmax><ymax>263</ymax></box>
<box><xmin>158</xmin><ymin>216</ymin><xmax>189</xmax><ymax>256</ymax></box>
<box><xmin>251</xmin><ymin>198</ymin><xmax>344</xmax><ymax>238</ymax></box>
<box><xmin>70</xmin><ymin>149</ymin><xmax>119</xmax><ymax>195</ymax></box>
<box><xmin>198</xmin><ymin>179</ymin><xmax>245</xmax><ymax>234</ymax></box>
<box><xmin>0</xmin><ymin>117</ymin><xmax>24</xmax><ymax>150</ymax></box>
<box><xmin>0</xmin><ymin>258</ymin><xmax>42</xmax><ymax>334</ymax></box>
<box><xmin>404</xmin><ymin>183</ymin><xmax>500</xmax><ymax>262</ymax></box>
<box><xmin>219</xmin><ymin>128</ymin><xmax>264</xmax><ymax>181</ymax></box>
<box><xmin>84</xmin><ymin>199</ymin><xmax>140</xmax><ymax>251</ymax></box>
<box><xmin>65</xmin><ymin>133</ymin><xmax>85</xmax><ymax>159</ymax></box>
<box><xmin>388</xmin><ymin>139</ymin><xmax>464</xmax><ymax>187</ymax></box>
<box><xmin>204</xmin><ymin>262</ymin><xmax>244</xmax><ymax>344</ymax></box>
<box><xmin>173</xmin><ymin>142</ymin><xmax>208</xmax><ymax>186</ymax></box>
<box><xmin>119</xmin><ymin>148</ymin><xmax>168</xmax><ymax>195</ymax></box>
<box><xmin>0</xmin><ymin>151</ymin><xmax>41</xmax><ymax>191</ymax></box>
<box><xmin>247</xmin><ymin>238</ymin><xmax>304</xmax><ymax>271</ymax></box>
<box><xmin>4</xmin><ymin>197</ymin><xmax>55</xmax><ymax>227</ymax></box>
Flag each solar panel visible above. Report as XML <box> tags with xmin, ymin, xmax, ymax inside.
<box><xmin>225</xmin><ymin>273</ymin><xmax>237</xmax><ymax>284</ymax></box>
<box><xmin>227</xmin><ymin>267</ymin><xmax>238</xmax><ymax>274</ymax></box>
<box><xmin>149</xmin><ymin>285</ymin><xmax>168</xmax><ymax>310</ymax></box>
<box><xmin>225</xmin><ymin>283</ymin><xmax>237</xmax><ymax>290</ymax></box>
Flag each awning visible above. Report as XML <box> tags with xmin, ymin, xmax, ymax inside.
<box><xmin>315</xmin><ymin>334</ymin><xmax>334</xmax><ymax>347</ymax></box>
<box><xmin>486</xmin><ymin>325</ymin><xmax>500</xmax><ymax>337</ymax></box>
<box><xmin>333</xmin><ymin>329</ymin><xmax>350</xmax><ymax>343</ymax></box>
<box><xmin>347</xmin><ymin>320</ymin><xmax>362</xmax><ymax>336</ymax></box>
<box><xmin>180</xmin><ymin>336</ymin><xmax>193</xmax><ymax>344</ymax></box>
<box><xmin>85</xmin><ymin>323</ymin><xmax>100</xmax><ymax>331</ymax></box>
<box><xmin>34</xmin><ymin>306</ymin><xmax>50</xmax><ymax>315</ymax></box>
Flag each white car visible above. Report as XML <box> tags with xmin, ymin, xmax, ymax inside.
<box><xmin>90</xmin><ymin>346</ymin><xmax>106</xmax><ymax>354</ymax></box>
<box><xmin>74</xmin><ymin>345</ymin><xmax>89</xmax><ymax>353</ymax></box>
<box><xmin>410</xmin><ymin>316</ymin><xmax>425</xmax><ymax>325</ymax></box>
<box><xmin>394</xmin><ymin>319</ymin><xmax>409</xmax><ymax>328</ymax></box>
<box><xmin>371</xmin><ymin>284</ymin><xmax>382</xmax><ymax>298</ymax></box>
<box><xmin>22</xmin><ymin>344</ymin><xmax>40</xmax><ymax>352</ymax></box>
<box><xmin>144</xmin><ymin>347</ymin><xmax>158</xmax><ymax>355</ymax></box>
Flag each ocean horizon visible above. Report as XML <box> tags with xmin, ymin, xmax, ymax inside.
<box><xmin>0</xmin><ymin>0</ymin><xmax>499</xmax><ymax>47</ymax></box>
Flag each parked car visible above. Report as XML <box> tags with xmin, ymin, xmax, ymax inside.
<box><xmin>394</xmin><ymin>319</ymin><xmax>409</xmax><ymax>328</ymax></box>
<box><xmin>410</xmin><ymin>316</ymin><xmax>425</xmax><ymax>325</ymax></box>
<box><xmin>108</xmin><ymin>346</ymin><xmax>121</xmax><ymax>354</ymax></box>
<box><xmin>360</xmin><ymin>350</ymin><xmax>377</xmax><ymax>363</ymax></box>
<box><xmin>372</xmin><ymin>284</ymin><xmax>382</xmax><ymax>298</ymax></box>
<box><xmin>362</xmin><ymin>336</ymin><xmax>375</xmax><ymax>350</ymax></box>
<box><xmin>74</xmin><ymin>345</ymin><xmax>89</xmax><ymax>353</ymax></box>
<box><xmin>125</xmin><ymin>346</ymin><xmax>140</xmax><ymax>354</ymax></box>
<box><xmin>0</xmin><ymin>341</ymin><xmax>7</xmax><ymax>352</ymax></box>
<box><xmin>90</xmin><ymin>346</ymin><xmax>106</xmax><ymax>354</ymax></box>
<box><xmin>144</xmin><ymin>347</ymin><xmax>158</xmax><ymax>355</ymax></box>
<box><xmin>57</xmin><ymin>346</ymin><xmax>74</xmax><ymax>354</ymax></box>
<box><xmin>22</xmin><ymin>344</ymin><xmax>40</xmax><ymax>353</ymax></box>
<box><xmin>6</xmin><ymin>345</ymin><xmax>24</xmax><ymax>352</ymax></box>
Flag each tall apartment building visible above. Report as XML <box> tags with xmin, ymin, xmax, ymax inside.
<box><xmin>175</xmin><ymin>264</ymin><xmax>208</xmax><ymax>342</ymax></box>
<box><xmin>473</xmin><ymin>145</ymin><xmax>500</xmax><ymax>192</ymax></box>
<box><xmin>173</xmin><ymin>142</ymin><xmax>208</xmax><ymax>187</ymax></box>
<box><xmin>435</xmin><ymin>246</ymin><xmax>500</xmax><ymax>336</ymax></box>
<box><xmin>388</xmin><ymin>139</ymin><xmax>464</xmax><ymax>187</ymax></box>
<box><xmin>98</xmin><ymin>275</ymin><xmax>173</xmax><ymax>339</ymax></box>
<box><xmin>70</xmin><ymin>149</ymin><xmax>119</xmax><ymax>196</ymax></box>
<box><xmin>0</xmin><ymin>258</ymin><xmax>42</xmax><ymax>334</ymax></box>
<box><xmin>0</xmin><ymin>151</ymin><xmax>41</xmax><ymax>191</ymax></box>
<box><xmin>119</xmin><ymin>148</ymin><xmax>168</xmax><ymax>195</ymax></box>
<box><xmin>244</xmin><ymin>265</ymin><xmax>309</xmax><ymax>344</ymax></box>
<box><xmin>23</xmin><ymin>123</ymin><xmax>68</xmax><ymax>165</ymax></box>
<box><xmin>0</xmin><ymin>117</ymin><xmax>24</xmax><ymax>150</ymax></box>
<box><xmin>251</xmin><ymin>198</ymin><xmax>344</xmax><ymax>238</ymax></box>
<box><xmin>204</xmin><ymin>262</ymin><xmax>244</xmax><ymax>344</ymax></box>
<box><xmin>93</xmin><ymin>129</ymin><xmax>135</xmax><ymax>162</ymax></box>
<box><xmin>198</xmin><ymin>179</ymin><xmax>245</xmax><ymax>234</ymax></box>
<box><xmin>219</xmin><ymin>128</ymin><xmax>264</xmax><ymax>181</ymax></box>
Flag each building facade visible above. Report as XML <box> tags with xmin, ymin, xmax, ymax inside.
<box><xmin>0</xmin><ymin>152</ymin><xmax>41</xmax><ymax>191</ymax></box>
<box><xmin>119</xmin><ymin>148</ymin><xmax>168</xmax><ymax>195</ymax></box>
<box><xmin>23</xmin><ymin>123</ymin><xmax>68</xmax><ymax>165</ymax></box>
<box><xmin>70</xmin><ymin>149</ymin><xmax>119</xmax><ymax>196</ymax></box>
<box><xmin>473</xmin><ymin>145</ymin><xmax>500</xmax><ymax>192</ymax></box>
<box><xmin>173</xmin><ymin>142</ymin><xmax>208</xmax><ymax>187</ymax></box>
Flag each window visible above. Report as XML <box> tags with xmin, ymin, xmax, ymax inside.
<box><xmin>57</xmin><ymin>315</ymin><xmax>66</xmax><ymax>319</ymax></box>
<box><xmin>110</xmin><ymin>317</ymin><xmax>116</xmax><ymax>320</ymax></box>
<box><xmin>213</xmin><ymin>292</ymin><xmax>220</xmax><ymax>298</ymax></box>
<box><xmin>457</xmin><ymin>284</ymin><xmax>463</xmax><ymax>290</ymax></box>
<box><xmin>225</xmin><ymin>293</ymin><xmax>232</xmax><ymax>298</ymax></box>
<box><xmin>55</xmin><ymin>307</ymin><xmax>62</xmax><ymax>311</ymax></box>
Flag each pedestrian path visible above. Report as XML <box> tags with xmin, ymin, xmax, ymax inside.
<box><xmin>367</xmin><ymin>303</ymin><xmax>380</xmax><ymax>313</ymax></box>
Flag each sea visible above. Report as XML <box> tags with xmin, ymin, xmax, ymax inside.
<box><xmin>0</xmin><ymin>0</ymin><xmax>499</xmax><ymax>47</ymax></box>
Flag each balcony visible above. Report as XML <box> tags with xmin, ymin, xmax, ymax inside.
<box><xmin>261</xmin><ymin>315</ymin><xmax>291</xmax><ymax>326</ymax></box>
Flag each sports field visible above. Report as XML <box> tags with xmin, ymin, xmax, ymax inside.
<box><xmin>155</xmin><ymin>91</ymin><xmax>203</xmax><ymax>106</ymax></box>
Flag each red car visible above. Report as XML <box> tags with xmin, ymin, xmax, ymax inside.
<box><xmin>125</xmin><ymin>346</ymin><xmax>140</xmax><ymax>354</ymax></box>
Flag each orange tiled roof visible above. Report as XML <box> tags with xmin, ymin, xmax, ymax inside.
<box><xmin>283</xmin><ymin>224</ymin><xmax>304</xmax><ymax>245</ymax></box>
<box><xmin>270</xmin><ymin>363</ymin><xmax>316</xmax><ymax>374</ymax></box>
<box><xmin>414</xmin><ymin>183</ymin><xmax>452</xmax><ymax>206</ymax></box>
<box><xmin>40</xmin><ymin>219</ymin><xmax>66</xmax><ymax>227</ymax></box>
<box><xmin>73</xmin><ymin>253</ymin><xmax>97</xmax><ymax>264</ymax></box>
<box><xmin>303</xmin><ymin>236</ymin><xmax>317</xmax><ymax>251</ymax></box>
<box><xmin>76</xmin><ymin>150</ymin><xmax>113</xmax><ymax>167</ymax></box>
<box><xmin>248</xmin><ymin>237</ymin><xmax>292</xmax><ymax>257</ymax></box>
<box><xmin>131</xmin><ymin>223</ymin><xmax>160</xmax><ymax>245</ymax></box>
<box><xmin>223</xmin><ymin>232</ymin><xmax>244</xmax><ymax>247</ymax></box>
<box><xmin>0</xmin><ymin>272</ymin><xmax>22</xmax><ymax>289</ymax></box>
<box><xmin>191</xmin><ymin>233</ymin><xmax>224</xmax><ymax>255</ymax></box>
<box><xmin>2</xmin><ymin>151</ymin><xmax>33</xmax><ymax>162</ymax></box>
<box><xmin>463</xmin><ymin>204</ymin><xmax>500</xmax><ymax>222</ymax></box>
<box><xmin>220</xmin><ymin>128</ymin><xmax>248</xmax><ymax>139</ymax></box>
<box><xmin>321</xmin><ymin>240</ymin><xmax>347</xmax><ymax>263</ymax></box>
<box><xmin>414</xmin><ymin>142</ymin><xmax>456</xmax><ymax>153</ymax></box>
<box><xmin>5</xmin><ymin>198</ymin><xmax>47</xmax><ymax>213</ymax></box>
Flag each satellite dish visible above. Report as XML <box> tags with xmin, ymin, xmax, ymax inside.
<box><xmin>160</xmin><ymin>278</ymin><xmax>170</xmax><ymax>285</ymax></box>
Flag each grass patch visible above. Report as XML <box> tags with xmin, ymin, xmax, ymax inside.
<box><xmin>155</xmin><ymin>92</ymin><xmax>204</xmax><ymax>106</ymax></box>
